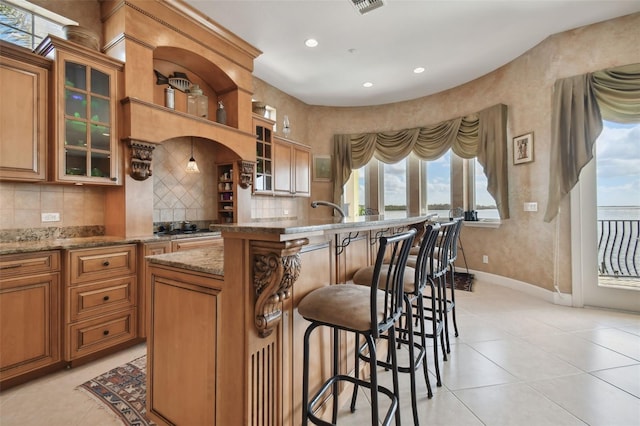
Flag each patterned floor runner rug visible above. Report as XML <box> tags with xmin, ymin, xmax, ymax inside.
<box><xmin>77</xmin><ymin>355</ymin><xmax>153</xmax><ymax>426</ymax></box>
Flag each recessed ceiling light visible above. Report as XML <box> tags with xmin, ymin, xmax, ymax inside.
<box><xmin>305</xmin><ymin>38</ymin><xmax>318</xmax><ymax>48</ymax></box>
<box><xmin>413</xmin><ymin>67</ymin><xmax>425</xmax><ymax>74</ymax></box>
<box><xmin>363</xmin><ymin>82</ymin><xmax>373</xmax><ymax>88</ymax></box>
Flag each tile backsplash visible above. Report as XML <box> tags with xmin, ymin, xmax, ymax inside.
<box><xmin>0</xmin><ymin>182</ymin><xmax>105</xmax><ymax>230</ymax></box>
<box><xmin>153</xmin><ymin>137</ymin><xmax>216</xmax><ymax>224</ymax></box>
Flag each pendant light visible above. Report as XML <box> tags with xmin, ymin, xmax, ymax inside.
<box><xmin>185</xmin><ymin>137</ymin><xmax>200</xmax><ymax>173</ymax></box>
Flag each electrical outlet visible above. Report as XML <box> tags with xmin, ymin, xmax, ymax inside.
<box><xmin>283</xmin><ymin>209</ymin><xmax>289</xmax><ymax>215</ymax></box>
<box><xmin>482</xmin><ymin>255</ymin><xmax>489</xmax><ymax>264</ymax></box>
<box><xmin>524</xmin><ymin>202</ymin><xmax>538</xmax><ymax>212</ymax></box>
<box><xmin>41</xmin><ymin>212</ymin><xmax>60</xmax><ymax>222</ymax></box>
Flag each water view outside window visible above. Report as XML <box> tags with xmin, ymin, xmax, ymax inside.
<box><xmin>474</xmin><ymin>158</ymin><xmax>498</xmax><ymax>219</ymax></box>
<box><xmin>596</xmin><ymin>121</ymin><xmax>640</xmax><ymax>281</ymax></box>
<box><xmin>383</xmin><ymin>159</ymin><xmax>407</xmax><ymax>217</ymax></box>
<box><xmin>425</xmin><ymin>150</ymin><xmax>451</xmax><ymax>218</ymax></box>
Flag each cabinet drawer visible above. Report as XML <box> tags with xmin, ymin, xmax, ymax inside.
<box><xmin>67</xmin><ymin>308</ymin><xmax>136</xmax><ymax>360</ymax></box>
<box><xmin>171</xmin><ymin>236</ymin><xmax>222</xmax><ymax>252</ymax></box>
<box><xmin>0</xmin><ymin>251</ymin><xmax>60</xmax><ymax>278</ymax></box>
<box><xmin>68</xmin><ymin>276</ymin><xmax>136</xmax><ymax>322</ymax></box>
<box><xmin>68</xmin><ymin>245</ymin><xmax>136</xmax><ymax>285</ymax></box>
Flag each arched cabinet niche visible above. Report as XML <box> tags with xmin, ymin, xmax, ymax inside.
<box><xmin>152</xmin><ymin>46</ymin><xmax>239</xmax><ymax>128</ymax></box>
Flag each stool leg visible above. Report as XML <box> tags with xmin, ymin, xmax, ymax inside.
<box><xmin>332</xmin><ymin>328</ymin><xmax>339</xmax><ymax>424</ymax></box>
<box><xmin>350</xmin><ymin>333</ymin><xmax>361</xmax><ymax>413</ymax></box>
<box><xmin>302</xmin><ymin>323</ymin><xmax>317</xmax><ymax>426</ymax></box>
<box><xmin>416</xmin><ymin>296</ymin><xmax>434</xmax><ymax>397</ymax></box>
<box><xmin>449</xmin><ymin>265</ymin><xmax>459</xmax><ymax>338</ymax></box>
<box><xmin>387</xmin><ymin>327</ymin><xmax>402</xmax><ymax>426</ymax></box>
<box><xmin>365</xmin><ymin>334</ymin><xmax>381</xmax><ymax>426</ymax></box>
<box><xmin>405</xmin><ymin>298</ymin><xmax>420</xmax><ymax>425</ymax></box>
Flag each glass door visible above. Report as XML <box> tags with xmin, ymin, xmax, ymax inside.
<box><xmin>572</xmin><ymin>121</ymin><xmax>640</xmax><ymax>312</ymax></box>
<box><xmin>64</xmin><ymin>60</ymin><xmax>112</xmax><ymax>179</ymax></box>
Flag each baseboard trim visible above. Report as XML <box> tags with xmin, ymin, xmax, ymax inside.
<box><xmin>457</xmin><ymin>268</ymin><xmax>573</xmax><ymax>307</ymax></box>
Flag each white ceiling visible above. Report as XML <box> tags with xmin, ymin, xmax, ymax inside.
<box><xmin>184</xmin><ymin>0</ymin><xmax>640</xmax><ymax>107</ymax></box>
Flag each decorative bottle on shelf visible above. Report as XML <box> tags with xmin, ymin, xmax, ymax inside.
<box><xmin>164</xmin><ymin>86</ymin><xmax>175</xmax><ymax>109</ymax></box>
<box><xmin>187</xmin><ymin>84</ymin><xmax>208</xmax><ymax>118</ymax></box>
<box><xmin>216</xmin><ymin>101</ymin><xmax>227</xmax><ymax>125</ymax></box>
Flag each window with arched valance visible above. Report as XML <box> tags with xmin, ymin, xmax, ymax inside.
<box><xmin>333</xmin><ymin>103</ymin><xmax>510</xmax><ymax>219</ymax></box>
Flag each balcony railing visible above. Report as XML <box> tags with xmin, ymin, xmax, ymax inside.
<box><xmin>598</xmin><ymin>219</ymin><xmax>640</xmax><ymax>279</ymax></box>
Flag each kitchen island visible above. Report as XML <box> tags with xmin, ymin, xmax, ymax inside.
<box><xmin>145</xmin><ymin>214</ymin><xmax>432</xmax><ymax>426</ymax></box>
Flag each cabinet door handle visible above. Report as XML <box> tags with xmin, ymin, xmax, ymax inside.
<box><xmin>103</xmin><ymin>295</ymin><xmax>110</xmax><ymax>302</ymax></box>
<box><xmin>103</xmin><ymin>330</ymin><xmax>110</xmax><ymax>336</ymax></box>
<box><xmin>102</xmin><ymin>260</ymin><xmax>110</xmax><ymax>267</ymax></box>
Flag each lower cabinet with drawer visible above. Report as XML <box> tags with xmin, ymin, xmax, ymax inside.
<box><xmin>65</xmin><ymin>244</ymin><xmax>138</xmax><ymax>364</ymax></box>
<box><xmin>0</xmin><ymin>250</ymin><xmax>62</xmax><ymax>389</ymax></box>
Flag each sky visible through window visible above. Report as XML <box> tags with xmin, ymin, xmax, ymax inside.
<box><xmin>596</xmin><ymin>120</ymin><xmax>640</xmax><ymax>209</ymax></box>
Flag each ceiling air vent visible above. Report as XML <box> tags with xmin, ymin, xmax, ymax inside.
<box><xmin>351</xmin><ymin>0</ymin><xmax>384</xmax><ymax>15</ymax></box>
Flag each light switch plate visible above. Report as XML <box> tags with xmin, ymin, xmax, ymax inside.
<box><xmin>524</xmin><ymin>202</ymin><xmax>538</xmax><ymax>212</ymax></box>
<box><xmin>41</xmin><ymin>212</ymin><xmax>60</xmax><ymax>222</ymax></box>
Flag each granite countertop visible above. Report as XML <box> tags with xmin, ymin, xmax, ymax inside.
<box><xmin>210</xmin><ymin>213</ymin><xmax>436</xmax><ymax>237</ymax></box>
<box><xmin>0</xmin><ymin>231</ymin><xmax>221</xmax><ymax>255</ymax></box>
<box><xmin>146</xmin><ymin>246</ymin><xmax>224</xmax><ymax>276</ymax></box>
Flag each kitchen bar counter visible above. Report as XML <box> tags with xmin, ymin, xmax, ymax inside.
<box><xmin>146</xmin><ymin>213</ymin><xmax>432</xmax><ymax>426</ymax></box>
<box><xmin>210</xmin><ymin>213</ymin><xmax>435</xmax><ymax>240</ymax></box>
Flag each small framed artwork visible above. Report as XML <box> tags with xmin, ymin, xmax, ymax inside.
<box><xmin>513</xmin><ymin>132</ymin><xmax>534</xmax><ymax>165</ymax></box>
<box><xmin>313</xmin><ymin>155</ymin><xmax>332</xmax><ymax>181</ymax></box>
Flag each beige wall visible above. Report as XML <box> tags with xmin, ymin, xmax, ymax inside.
<box><xmin>306</xmin><ymin>13</ymin><xmax>639</xmax><ymax>293</ymax></box>
<box><xmin>5</xmin><ymin>1</ymin><xmax>639</xmax><ymax>293</ymax></box>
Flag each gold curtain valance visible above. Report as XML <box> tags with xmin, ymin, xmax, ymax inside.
<box><xmin>333</xmin><ymin>103</ymin><xmax>509</xmax><ymax>219</ymax></box>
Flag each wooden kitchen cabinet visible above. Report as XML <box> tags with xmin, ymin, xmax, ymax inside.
<box><xmin>254</xmin><ymin>114</ymin><xmax>275</xmax><ymax>194</ymax></box>
<box><xmin>0</xmin><ymin>251</ymin><xmax>61</xmax><ymax>389</ymax></box>
<box><xmin>35</xmin><ymin>35</ymin><xmax>124</xmax><ymax>185</ymax></box>
<box><xmin>65</xmin><ymin>244</ymin><xmax>137</xmax><ymax>362</ymax></box>
<box><xmin>0</xmin><ymin>41</ymin><xmax>50</xmax><ymax>182</ymax></box>
<box><xmin>273</xmin><ymin>136</ymin><xmax>311</xmax><ymax>197</ymax></box>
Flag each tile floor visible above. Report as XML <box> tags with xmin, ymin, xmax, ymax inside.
<box><xmin>1</xmin><ymin>279</ymin><xmax>639</xmax><ymax>425</ymax></box>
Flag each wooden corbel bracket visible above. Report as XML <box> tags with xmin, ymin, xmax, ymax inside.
<box><xmin>252</xmin><ymin>238</ymin><xmax>308</xmax><ymax>337</ymax></box>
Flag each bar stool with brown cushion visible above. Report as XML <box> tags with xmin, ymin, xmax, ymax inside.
<box><xmin>351</xmin><ymin>223</ymin><xmax>441</xmax><ymax>425</ymax></box>
<box><xmin>409</xmin><ymin>220</ymin><xmax>457</xmax><ymax>361</ymax></box>
<box><xmin>299</xmin><ymin>229</ymin><xmax>416</xmax><ymax>426</ymax></box>
<box><xmin>443</xmin><ymin>218</ymin><xmax>463</xmax><ymax>353</ymax></box>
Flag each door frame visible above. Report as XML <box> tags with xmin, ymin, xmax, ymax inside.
<box><xmin>571</xmin><ymin>160</ymin><xmax>640</xmax><ymax>312</ymax></box>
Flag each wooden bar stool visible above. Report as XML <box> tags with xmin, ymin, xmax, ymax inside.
<box><xmin>299</xmin><ymin>229</ymin><xmax>416</xmax><ymax>426</ymax></box>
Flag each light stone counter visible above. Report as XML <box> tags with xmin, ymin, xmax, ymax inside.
<box><xmin>145</xmin><ymin>245</ymin><xmax>224</xmax><ymax>276</ymax></box>
<box><xmin>210</xmin><ymin>213</ymin><xmax>435</xmax><ymax>240</ymax></box>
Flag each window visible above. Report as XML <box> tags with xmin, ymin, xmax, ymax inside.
<box><xmin>472</xmin><ymin>158</ymin><xmax>499</xmax><ymax>220</ymax></box>
<box><xmin>0</xmin><ymin>0</ymin><xmax>74</xmax><ymax>49</ymax></box>
<box><xmin>383</xmin><ymin>159</ymin><xmax>407</xmax><ymax>218</ymax></box>
<box><xmin>424</xmin><ymin>150</ymin><xmax>451</xmax><ymax>216</ymax></box>
<box><xmin>342</xmin><ymin>149</ymin><xmax>502</xmax><ymax>222</ymax></box>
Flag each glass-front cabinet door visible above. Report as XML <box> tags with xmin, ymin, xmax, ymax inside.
<box><xmin>64</xmin><ymin>62</ymin><xmax>113</xmax><ymax>180</ymax></box>
<box><xmin>254</xmin><ymin>115</ymin><xmax>275</xmax><ymax>194</ymax></box>
<box><xmin>37</xmin><ymin>36</ymin><xmax>123</xmax><ymax>185</ymax></box>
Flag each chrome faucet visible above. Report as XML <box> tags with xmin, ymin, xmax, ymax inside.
<box><xmin>310</xmin><ymin>200</ymin><xmax>345</xmax><ymax>218</ymax></box>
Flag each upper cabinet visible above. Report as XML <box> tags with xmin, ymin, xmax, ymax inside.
<box><xmin>273</xmin><ymin>136</ymin><xmax>311</xmax><ymax>197</ymax></box>
<box><xmin>254</xmin><ymin>115</ymin><xmax>275</xmax><ymax>194</ymax></box>
<box><xmin>36</xmin><ymin>35</ymin><xmax>124</xmax><ymax>185</ymax></box>
<box><xmin>0</xmin><ymin>41</ymin><xmax>50</xmax><ymax>182</ymax></box>
<box><xmin>253</xmin><ymin>113</ymin><xmax>310</xmax><ymax>197</ymax></box>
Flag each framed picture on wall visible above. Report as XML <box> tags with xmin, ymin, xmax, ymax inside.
<box><xmin>513</xmin><ymin>132</ymin><xmax>534</xmax><ymax>165</ymax></box>
<box><xmin>313</xmin><ymin>155</ymin><xmax>332</xmax><ymax>181</ymax></box>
